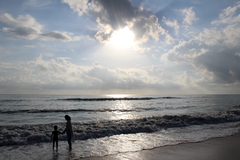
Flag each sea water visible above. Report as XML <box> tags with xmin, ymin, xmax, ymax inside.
<box><xmin>1</xmin><ymin>94</ymin><xmax>240</xmax><ymax>159</ymax></box>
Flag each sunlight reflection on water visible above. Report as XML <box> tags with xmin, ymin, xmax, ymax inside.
<box><xmin>109</xmin><ymin>100</ymin><xmax>135</xmax><ymax>120</ymax></box>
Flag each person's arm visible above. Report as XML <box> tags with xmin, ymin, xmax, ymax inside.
<box><xmin>61</xmin><ymin>128</ymin><xmax>66</xmax><ymax>134</ymax></box>
<box><xmin>62</xmin><ymin>121</ymin><xmax>70</xmax><ymax>134</ymax></box>
<box><xmin>51</xmin><ymin>132</ymin><xmax>53</xmax><ymax>140</ymax></box>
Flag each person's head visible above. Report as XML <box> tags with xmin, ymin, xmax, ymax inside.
<box><xmin>65</xmin><ymin>115</ymin><xmax>71</xmax><ymax>121</ymax></box>
<box><xmin>54</xmin><ymin>125</ymin><xmax>58</xmax><ymax>130</ymax></box>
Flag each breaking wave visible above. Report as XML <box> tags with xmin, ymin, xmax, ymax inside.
<box><xmin>1</xmin><ymin>109</ymin><xmax>240</xmax><ymax>146</ymax></box>
<box><xmin>0</xmin><ymin>105</ymin><xmax>195</xmax><ymax>114</ymax></box>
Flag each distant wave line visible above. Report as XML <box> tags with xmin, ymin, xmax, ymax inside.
<box><xmin>58</xmin><ymin>97</ymin><xmax>180</xmax><ymax>101</ymax></box>
<box><xmin>0</xmin><ymin>107</ymin><xmax>158</xmax><ymax>114</ymax></box>
<box><xmin>0</xmin><ymin>99</ymin><xmax>31</xmax><ymax>102</ymax></box>
<box><xmin>0</xmin><ymin>105</ymin><xmax>199</xmax><ymax>114</ymax></box>
<box><xmin>0</xmin><ymin>97</ymin><xmax>181</xmax><ymax>103</ymax></box>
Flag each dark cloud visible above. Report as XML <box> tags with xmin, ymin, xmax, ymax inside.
<box><xmin>95</xmin><ymin>0</ymin><xmax>134</xmax><ymax>30</ymax></box>
<box><xmin>3</xmin><ymin>27</ymin><xmax>40</xmax><ymax>39</ymax></box>
<box><xmin>41</xmin><ymin>31</ymin><xmax>71</xmax><ymax>41</ymax></box>
<box><xmin>0</xmin><ymin>13</ymin><xmax>77</xmax><ymax>41</ymax></box>
<box><xmin>163</xmin><ymin>39</ymin><xmax>240</xmax><ymax>85</ymax></box>
<box><xmin>194</xmin><ymin>47</ymin><xmax>240</xmax><ymax>84</ymax></box>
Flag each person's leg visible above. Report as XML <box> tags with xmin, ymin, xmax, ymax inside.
<box><xmin>69</xmin><ymin>141</ymin><xmax>72</xmax><ymax>150</ymax></box>
<box><xmin>68</xmin><ymin>136</ymin><xmax>72</xmax><ymax>150</ymax></box>
<box><xmin>56</xmin><ymin>140</ymin><xmax>58</xmax><ymax>151</ymax></box>
<box><xmin>53</xmin><ymin>140</ymin><xmax>55</xmax><ymax>150</ymax></box>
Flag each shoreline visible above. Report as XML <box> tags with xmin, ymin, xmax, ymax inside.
<box><xmin>1</xmin><ymin>130</ymin><xmax>240</xmax><ymax>159</ymax></box>
<box><xmin>83</xmin><ymin>131</ymin><xmax>240</xmax><ymax>160</ymax></box>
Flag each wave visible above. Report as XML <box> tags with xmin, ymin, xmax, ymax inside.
<box><xmin>0</xmin><ymin>108</ymin><xmax>146</xmax><ymax>114</ymax></box>
<box><xmin>0</xmin><ymin>99</ymin><xmax>30</xmax><ymax>102</ymax></box>
<box><xmin>0</xmin><ymin>105</ymin><xmax>195</xmax><ymax>114</ymax></box>
<box><xmin>58</xmin><ymin>96</ymin><xmax>180</xmax><ymax>101</ymax></box>
<box><xmin>1</xmin><ymin>109</ymin><xmax>240</xmax><ymax>146</ymax></box>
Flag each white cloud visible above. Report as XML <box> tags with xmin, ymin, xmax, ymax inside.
<box><xmin>24</xmin><ymin>45</ymin><xmax>35</xmax><ymax>48</ymax></box>
<box><xmin>197</xmin><ymin>24</ymin><xmax>240</xmax><ymax>47</ymax></box>
<box><xmin>1</xmin><ymin>52</ymin><xmax>239</xmax><ymax>93</ymax></box>
<box><xmin>61</xmin><ymin>0</ymin><xmax>93</xmax><ymax>16</ymax></box>
<box><xmin>41</xmin><ymin>52</ymin><xmax>54</xmax><ymax>57</ymax></box>
<box><xmin>0</xmin><ymin>13</ymin><xmax>42</xmax><ymax>39</ymax></box>
<box><xmin>23</xmin><ymin>0</ymin><xmax>53</xmax><ymax>8</ymax></box>
<box><xmin>0</xmin><ymin>13</ymin><xmax>42</xmax><ymax>30</ymax></box>
<box><xmin>0</xmin><ymin>13</ymin><xmax>82</xmax><ymax>42</ymax></box>
<box><xmin>0</xmin><ymin>55</ymin><xmax>183</xmax><ymax>93</ymax></box>
<box><xmin>180</xmin><ymin>7</ymin><xmax>198</xmax><ymax>25</ymax></box>
<box><xmin>197</xmin><ymin>28</ymin><xmax>223</xmax><ymax>46</ymax></box>
<box><xmin>162</xmin><ymin>40</ymin><xmax>207</xmax><ymax>63</ymax></box>
<box><xmin>162</xmin><ymin>16</ymin><xmax>180</xmax><ymax>36</ymax></box>
<box><xmin>62</xmin><ymin>0</ymin><xmax>171</xmax><ymax>44</ymax></box>
<box><xmin>212</xmin><ymin>1</ymin><xmax>240</xmax><ymax>25</ymax></box>
<box><xmin>72</xmin><ymin>36</ymin><xmax>83</xmax><ymax>41</ymax></box>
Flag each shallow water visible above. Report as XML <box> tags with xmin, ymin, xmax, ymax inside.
<box><xmin>1</xmin><ymin>122</ymin><xmax>239</xmax><ymax>159</ymax></box>
<box><xmin>1</xmin><ymin>94</ymin><xmax>240</xmax><ymax>159</ymax></box>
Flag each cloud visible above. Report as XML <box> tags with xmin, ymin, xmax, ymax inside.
<box><xmin>23</xmin><ymin>0</ymin><xmax>53</xmax><ymax>8</ymax></box>
<box><xmin>62</xmin><ymin>0</ymin><xmax>91</xmax><ymax>16</ymax></box>
<box><xmin>24</xmin><ymin>45</ymin><xmax>35</xmax><ymax>48</ymax></box>
<box><xmin>0</xmin><ymin>13</ymin><xmax>81</xmax><ymax>41</ymax></box>
<box><xmin>1</xmin><ymin>53</ymin><xmax>239</xmax><ymax>94</ymax></box>
<box><xmin>3</xmin><ymin>27</ymin><xmax>40</xmax><ymax>39</ymax></box>
<box><xmin>162</xmin><ymin>40</ymin><xmax>208</xmax><ymax>63</ymax></box>
<box><xmin>162</xmin><ymin>25</ymin><xmax>240</xmax><ymax>85</ymax></box>
<box><xmin>41</xmin><ymin>31</ymin><xmax>72</xmax><ymax>41</ymax></box>
<box><xmin>180</xmin><ymin>7</ymin><xmax>198</xmax><ymax>25</ymax></box>
<box><xmin>62</xmin><ymin>0</ymin><xmax>172</xmax><ymax>44</ymax></box>
<box><xmin>0</xmin><ymin>13</ymin><xmax>42</xmax><ymax>30</ymax></box>
<box><xmin>0</xmin><ymin>13</ymin><xmax>42</xmax><ymax>39</ymax></box>
<box><xmin>212</xmin><ymin>1</ymin><xmax>240</xmax><ymax>25</ymax></box>
<box><xmin>0</xmin><ymin>55</ymin><xmax>183</xmax><ymax>93</ymax></box>
<box><xmin>194</xmin><ymin>47</ymin><xmax>240</xmax><ymax>84</ymax></box>
<box><xmin>27</xmin><ymin>55</ymin><xmax>74</xmax><ymax>73</ymax></box>
<box><xmin>162</xmin><ymin>16</ymin><xmax>180</xmax><ymax>36</ymax></box>
<box><xmin>161</xmin><ymin>2</ymin><xmax>240</xmax><ymax>86</ymax></box>
<box><xmin>197</xmin><ymin>24</ymin><xmax>240</xmax><ymax>47</ymax></box>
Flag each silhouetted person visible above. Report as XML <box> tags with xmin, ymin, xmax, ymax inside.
<box><xmin>62</xmin><ymin>115</ymin><xmax>73</xmax><ymax>150</ymax></box>
<box><xmin>51</xmin><ymin>125</ymin><xmax>62</xmax><ymax>151</ymax></box>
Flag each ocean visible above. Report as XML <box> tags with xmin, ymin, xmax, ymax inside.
<box><xmin>1</xmin><ymin>94</ymin><xmax>240</xmax><ymax>159</ymax></box>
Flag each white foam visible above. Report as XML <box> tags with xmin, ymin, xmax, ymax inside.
<box><xmin>1</xmin><ymin>122</ymin><xmax>240</xmax><ymax>159</ymax></box>
<box><xmin>1</xmin><ymin>109</ymin><xmax>240</xmax><ymax>146</ymax></box>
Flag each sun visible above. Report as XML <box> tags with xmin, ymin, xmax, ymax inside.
<box><xmin>108</xmin><ymin>27</ymin><xmax>135</xmax><ymax>48</ymax></box>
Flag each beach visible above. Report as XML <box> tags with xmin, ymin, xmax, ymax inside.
<box><xmin>85</xmin><ymin>131</ymin><xmax>240</xmax><ymax>160</ymax></box>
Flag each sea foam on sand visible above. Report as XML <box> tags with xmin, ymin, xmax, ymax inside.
<box><xmin>97</xmin><ymin>131</ymin><xmax>240</xmax><ymax>160</ymax></box>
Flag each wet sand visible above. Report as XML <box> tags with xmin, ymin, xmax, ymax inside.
<box><xmin>84</xmin><ymin>131</ymin><xmax>240</xmax><ymax>160</ymax></box>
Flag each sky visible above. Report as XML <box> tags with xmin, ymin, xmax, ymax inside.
<box><xmin>0</xmin><ymin>0</ymin><xmax>240</xmax><ymax>95</ymax></box>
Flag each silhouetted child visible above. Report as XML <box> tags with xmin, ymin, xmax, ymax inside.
<box><xmin>51</xmin><ymin>125</ymin><xmax>62</xmax><ymax>151</ymax></box>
